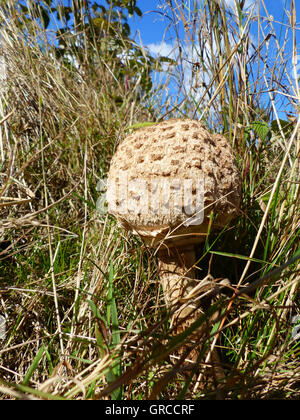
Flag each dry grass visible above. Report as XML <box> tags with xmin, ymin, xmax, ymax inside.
<box><xmin>0</xmin><ymin>0</ymin><xmax>299</xmax><ymax>400</ymax></box>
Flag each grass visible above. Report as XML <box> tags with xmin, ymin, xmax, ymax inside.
<box><xmin>0</xmin><ymin>0</ymin><xmax>299</xmax><ymax>399</ymax></box>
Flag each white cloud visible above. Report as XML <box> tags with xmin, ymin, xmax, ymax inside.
<box><xmin>146</xmin><ymin>40</ymin><xmax>209</xmax><ymax>104</ymax></box>
<box><xmin>145</xmin><ymin>4</ymin><xmax>258</xmax><ymax>113</ymax></box>
<box><xmin>147</xmin><ymin>41</ymin><xmax>177</xmax><ymax>59</ymax></box>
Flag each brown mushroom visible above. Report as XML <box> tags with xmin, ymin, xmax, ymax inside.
<box><xmin>106</xmin><ymin>118</ymin><xmax>241</xmax><ymax>370</ymax></box>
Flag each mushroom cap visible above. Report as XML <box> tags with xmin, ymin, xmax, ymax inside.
<box><xmin>106</xmin><ymin>118</ymin><xmax>241</xmax><ymax>248</ymax></box>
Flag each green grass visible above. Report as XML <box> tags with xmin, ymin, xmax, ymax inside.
<box><xmin>0</xmin><ymin>0</ymin><xmax>299</xmax><ymax>400</ymax></box>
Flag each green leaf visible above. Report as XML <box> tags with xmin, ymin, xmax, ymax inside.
<box><xmin>210</xmin><ymin>251</ymin><xmax>269</xmax><ymax>265</ymax></box>
<box><xmin>95</xmin><ymin>324</ymin><xmax>106</xmax><ymax>359</ymax></box>
<box><xmin>157</xmin><ymin>56</ymin><xmax>176</xmax><ymax>65</ymax></box>
<box><xmin>87</xmin><ymin>299</ymin><xmax>102</xmax><ymax>319</ymax></box>
<box><xmin>107</xmin><ymin>262</ymin><xmax>120</xmax><ymax>347</ymax></box>
<box><xmin>106</xmin><ymin>262</ymin><xmax>123</xmax><ymax>399</ymax></box>
<box><xmin>125</xmin><ymin>121</ymin><xmax>157</xmax><ymax>131</ymax></box>
<box><xmin>271</xmin><ymin>119</ymin><xmax>292</xmax><ymax>136</ymax></box>
<box><xmin>13</xmin><ymin>383</ymin><xmax>65</xmax><ymax>400</ymax></box>
<box><xmin>260</xmin><ymin>189</ymin><xmax>285</xmax><ymax>205</ymax></box>
<box><xmin>134</xmin><ymin>6</ymin><xmax>142</xmax><ymax>17</ymax></box>
<box><xmin>250</xmin><ymin>120</ymin><xmax>270</xmax><ymax>141</ymax></box>
<box><xmin>22</xmin><ymin>346</ymin><xmax>46</xmax><ymax>386</ymax></box>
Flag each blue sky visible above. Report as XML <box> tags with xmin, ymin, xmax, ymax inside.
<box><xmin>1</xmin><ymin>1</ymin><xmax>296</xmax><ymax>121</ymax></box>
<box><xmin>126</xmin><ymin>0</ymin><xmax>298</xmax><ymax>119</ymax></box>
<box><xmin>16</xmin><ymin>0</ymin><xmax>296</xmax><ymax>118</ymax></box>
<box><xmin>129</xmin><ymin>0</ymin><xmax>170</xmax><ymax>45</ymax></box>
<box><xmin>129</xmin><ymin>0</ymin><xmax>293</xmax><ymax>47</ymax></box>
<box><xmin>46</xmin><ymin>1</ymin><xmax>296</xmax><ymax>63</ymax></box>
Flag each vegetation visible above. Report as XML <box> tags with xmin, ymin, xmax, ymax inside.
<box><xmin>0</xmin><ymin>0</ymin><xmax>299</xmax><ymax>399</ymax></box>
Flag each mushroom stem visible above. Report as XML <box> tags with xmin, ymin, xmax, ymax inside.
<box><xmin>158</xmin><ymin>245</ymin><xmax>223</xmax><ymax>380</ymax></box>
<box><xmin>157</xmin><ymin>245</ymin><xmax>198</xmax><ymax>323</ymax></box>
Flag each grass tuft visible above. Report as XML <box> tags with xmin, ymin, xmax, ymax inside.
<box><xmin>0</xmin><ymin>0</ymin><xmax>299</xmax><ymax>399</ymax></box>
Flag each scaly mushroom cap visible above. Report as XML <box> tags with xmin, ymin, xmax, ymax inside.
<box><xmin>106</xmin><ymin>118</ymin><xmax>241</xmax><ymax>247</ymax></box>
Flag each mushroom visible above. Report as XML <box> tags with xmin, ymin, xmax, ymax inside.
<box><xmin>106</xmin><ymin>118</ymin><xmax>241</xmax><ymax>368</ymax></box>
